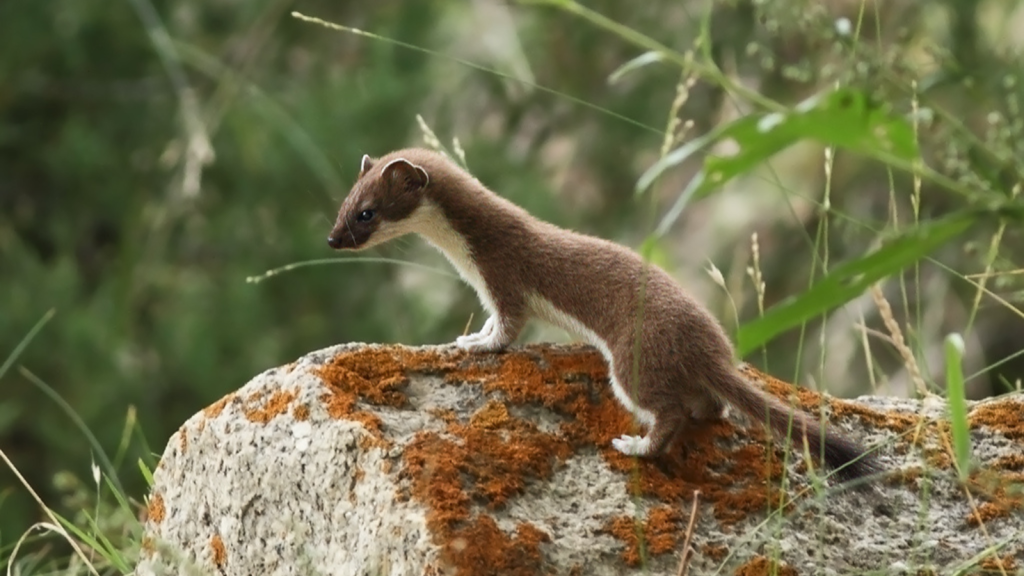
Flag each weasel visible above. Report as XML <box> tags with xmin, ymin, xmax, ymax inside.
<box><xmin>328</xmin><ymin>148</ymin><xmax>881</xmax><ymax>484</ymax></box>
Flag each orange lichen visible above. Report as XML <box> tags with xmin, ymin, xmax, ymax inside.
<box><xmin>210</xmin><ymin>534</ymin><xmax>227</xmax><ymax>568</ymax></box>
<box><xmin>452</xmin><ymin>348</ymin><xmax>787</xmax><ymax>524</ymax></box>
<box><xmin>140</xmin><ymin>536</ymin><xmax>155</xmax><ymax>557</ymax></box>
<box><xmin>992</xmin><ymin>454</ymin><xmax>1024</xmax><ymax>471</ymax></box>
<box><xmin>924</xmin><ymin>449</ymin><xmax>953</xmax><ymax>470</ymax></box>
<box><xmin>444</xmin><ymin>516</ymin><xmax>550</xmax><ymax>576</ymax></box>
<box><xmin>310</xmin><ymin>345</ymin><xmax>903</xmax><ymax>572</ymax></box>
<box><xmin>397</xmin><ymin>380</ymin><xmax>575</xmax><ymax>573</ymax></box>
<box><xmin>316</xmin><ymin>346</ymin><xmax>455</xmax><ymax>405</ymax></box>
<box><xmin>451</xmin><ymin>345</ymin><xmax>608</xmax><ymax>410</ymax></box>
<box><xmin>147</xmin><ymin>493</ymin><xmax>165</xmax><ymax>524</ymax></box>
<box><xmin>469</xmin><ymin>400</ymin><xmax>512</xmax><ymax>429</ymax></box>
<box><xmin>965</xmin><ymin>469</ymin><xmax>1024</xmax><ymax>527</ymax></box>
<box><xmin>604</xmin><ymin>506</ymin><xmax>682</xmax><ymax>566</ymax></box>
<box><xmin>979</xmin><ymin>554</ymin><xmax>1017</xmax><ymax>572</ymax></box>
<box><xmin>292</xmin><ymin>403</ymin><xmax>310</xmax><ymax>421</ymax></box>
<box><xmin>734</xmin><ymin>555</ymin><xmax>797</xmax><ymax>576</ymax></box>
<box><xmin>313</xmin><ymin>347</ymin><xmax>454</xmax><ymax>435</ymax></box>
<box><xmin>887</xmin><ymin>466</ymin><xmax>924</xmax><ymax>488</ymax></box>
<box><xmin>745</xmin><ymin>366</ymin><xmax>823</xmax><ymax>410</ymax></box>
<box><xmin>203</xmin><ymin>393</ymin><xmax>233</xmax><ymax>419</ymax></box>
<box><xmin>243</xmin><ymin>388</ymin><xmax>297</xmax><ymax>424</ymax></box>
<box><xmin>429</xmin><ymin>407</ymin><xmax>460</xmax><ymax>425</ymax></box>
<box><xmin>354</xmin><ymin>345</ymin><xmax>825</xmax><ymax>572</ymax></box>
<box><xmin>178</xmin><ymin>429</ymin><xmax>188</xmax><ymax>453</ymax></box>
<box><xmin>404</xmin><ymin>400</ymin><xmax>572</xmax><ymax>520</ymax></box>
<box><xmin>702</xmin><ymin>543</ymin><xmax>729</xmax><ymax>562</ymax></box>
<box><xmin>598</xmin><ymin>418</ymin><xmax>787</xmax><ymax>524</ymax></box>
<box><xmin>970</xmin><ymin>399</ymin><xmax>1024</xmax><ymax>440</ymax></box>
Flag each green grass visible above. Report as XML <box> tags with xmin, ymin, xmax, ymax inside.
<box><xmin>1</xmin><ymin>312</ymin><xmax>145</xmax><ymax>575</ymax></box>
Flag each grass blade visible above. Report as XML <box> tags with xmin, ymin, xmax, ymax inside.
<box><xmin>56</xmin><ymin>511</ymin><xmax>130</xmax><ymax>573</ymax></box>
<box><xmin>607</xmin><ymin>51</ymin><xmax>665</xmax><ymax>85</ymax></box>
<box><xmin>291</xmin><ymin>11</ymin><xmax>662</xmax><ymax>136</ymax></box>
<box><xmin>19</xmin><ymin>367</ymin><xmax>125</xmax><ymax>498</ymax></box>
<box><xmin>944</xmin><ymin>333</ymin><xmax>972</xmax><ymax>481</ymax></box>
<box><xmin>138</xmin><ymin>458</ymin><xmax>155</xmax><ymax>488</ymax></box>
<box><xmin>245</xmin><ymin>256</ymin><xmax>458</xmax><ymax>284</ymax></box>
<box><xmin>949</xmin><ymin>539</ymin><xmax>1013</xmax><ymax>576</ymax></box>
<box><xmin>0</xmin><ymin>310</ymin><xmax>100</xmax><ymax>575</ymax></box>
<box><xmin>0</xmin><ymin>309</ymin><xmax>55</xmax><ymax>381</ymax></box>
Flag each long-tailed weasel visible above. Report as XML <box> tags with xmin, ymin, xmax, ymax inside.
<box><xmin>328</xmin><ymin>148</ymin><xmax>881</xmax><ymax>484</ymax></box>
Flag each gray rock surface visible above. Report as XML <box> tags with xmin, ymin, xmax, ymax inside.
<box><xmin>137</xmin><ymin>343</ymin><xmax>1024</xmax><ymax>576</ymax></box>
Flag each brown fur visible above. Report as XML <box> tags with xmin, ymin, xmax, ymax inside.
<box><xmin>329</xmin><ymin>148</ymin><xmax>882</xmax><ymax>485</ymax></box>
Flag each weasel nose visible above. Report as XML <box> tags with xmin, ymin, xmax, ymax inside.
<box><xmin>327</xmin><ymin>235</ymin><xmax>342</xmax><ymax>249</ymax></box>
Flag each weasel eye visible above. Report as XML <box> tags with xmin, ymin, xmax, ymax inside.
<box><xmin>356</xmin><ymin>209</ymin><xmax>375</xmax><ymax>222</ymax></box>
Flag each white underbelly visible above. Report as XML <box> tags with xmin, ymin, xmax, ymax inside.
<box><xmin>527</xmin><ymin>294</ymin><xmax>656</xmax><ymax>428</ymax></box>
<box><xmin>527</xmin><ymin>294</ymin><xmax>603</xmax><ymax>347</ymax></box>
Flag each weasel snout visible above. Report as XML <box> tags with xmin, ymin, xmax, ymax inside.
<box><xmin>327</xmin><ymin>219</ymin><xmax>371</xmax><ymax>250</ymax></box>
<box><xmin>327</xmin><ymin>225</ymin><xmax>354</xmax><ymax>249</ymax></box>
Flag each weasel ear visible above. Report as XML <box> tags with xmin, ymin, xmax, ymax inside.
<box><xmin>381</xmin><ymin>158</ymin><xmax>429</xmax><ymax>189</ymax></box>
<box><xmin>359</xmin><ymin>154</ymin><xmax>375</xmax><ymax>175</ymax></box>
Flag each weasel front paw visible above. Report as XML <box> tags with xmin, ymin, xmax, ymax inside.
<box><xmin>612</xmin><ymin>434</ymin><xmax>653</xmax><ymax>456</ymax></box>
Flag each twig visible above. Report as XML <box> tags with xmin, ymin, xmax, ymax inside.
<box><xmin>676</xmin><ymin>490</ymin><xmax>701</xmax><ymax>576</ymax></box>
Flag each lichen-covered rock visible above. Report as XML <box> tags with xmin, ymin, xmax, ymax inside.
<box><xmin>137</xmin><ymin>343</ymin><xmax>1024</xmax><ymax>576</ymax></box>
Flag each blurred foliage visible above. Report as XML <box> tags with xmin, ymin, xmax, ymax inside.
<box><xmin>1</xmin><ymin>0</ymin><xmax>1023</xmax><ymax>561</ymax></box>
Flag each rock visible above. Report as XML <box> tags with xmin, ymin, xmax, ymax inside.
<box><xmin>136</xmin><ymin>343</ymin><xmax>1024</xmax><ymax>576</ymax></box>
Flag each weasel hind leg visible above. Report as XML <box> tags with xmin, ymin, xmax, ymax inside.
<box><xmin>612</xmin><ymin>413</ymin><xmax>684</xmax><ymax>457</ymax></box>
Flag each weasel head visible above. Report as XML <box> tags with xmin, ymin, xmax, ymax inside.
<box><xmin>328</xmin><ymin>153</ymin><xmax>431</xmax><ymax>251</ymax></box>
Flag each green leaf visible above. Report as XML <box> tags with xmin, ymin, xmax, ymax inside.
<box><xmin>944</xmin><ymin>332</ymin><xmax>972</xmax><ymax>481</ymax></box>
<box><xmin>736</xmin><ymin>213</ymin><xmax>974</xmax><ymax>356</ymax></box>
<box><xmin>638</xmin><ymin>88</ymin><xmax>921</xmax><ymax>236</ymax></box>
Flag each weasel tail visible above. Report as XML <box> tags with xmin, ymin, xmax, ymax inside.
<box><xmin>710</xmin><ymin>365</ymin><xmax>881</xmax><ymax>484</ymax></box>
<box><xmin>328</xmin><ymin>147</ymin><xmax>883</xmax><ymax>487</ymax></box>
